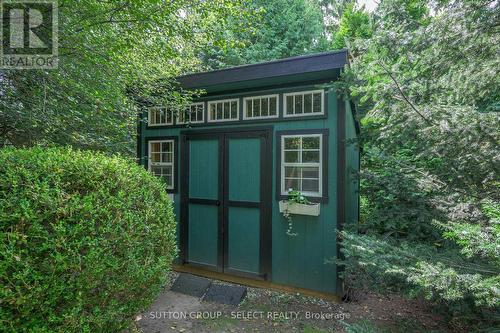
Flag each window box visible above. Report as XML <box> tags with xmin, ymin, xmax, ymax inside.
<box><xmin>279</xmin><ymin>200</ymin><xmax>320</xmax><ymax>216</ymax></box>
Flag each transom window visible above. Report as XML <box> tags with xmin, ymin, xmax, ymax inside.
<box><xmin>149</xmin><ymin>140</ymin><xmax>174</xmax><ymax>189</ymax></box>
<box><xmin>284</xmin><ymin>90</ymin><xmax>324</xmax><ymax>117</ymax></box>
<box><xmin>208</xmin><ymin>99</ymin><xmax>239</xmax><ymax>122</ymax></box>
<box><xmin>178</xmin><ymin>103</ymin><xmax>204</xmax><ymax>124</ymax></box>
<box><xmin>243</xmin><ymin>95</ymin><xmax>278</xmax><ymax>119</ymax></box>
<box><xmin>148</xmin><ymin>107</ymin><xmax>173</xmax><ymax>126</ymax></box>
<box><xmin>281</xmin><ymin>134</ymin><xmax>322</xmax><ymax>196</ymax></box>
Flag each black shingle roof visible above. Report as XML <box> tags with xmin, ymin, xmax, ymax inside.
<box><xmin>177</xmin><ymin>50</ymin><xmax>348</xmax><ymax>89</ymax></box>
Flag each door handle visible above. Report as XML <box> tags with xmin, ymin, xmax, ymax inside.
<box><xmin>216</xmin><ymin>200</ymin><xmax>221</xmax><ymax>206</ymax></box>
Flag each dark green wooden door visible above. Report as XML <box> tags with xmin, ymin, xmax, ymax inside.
<box><xmin>185</xmin><ymin>136</ymin><xmax>221</xmax><ymax>270</ymax></box>
<box><xmin>180</xmin><ymin>129</ymin><xmax>271</xmax><ymax>279</ymax></box>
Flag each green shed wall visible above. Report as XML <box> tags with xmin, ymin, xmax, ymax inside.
<box><xmin>138</xmin><ymin>82</ymin><xmax>356</xmax><ymax>295</ymax></box>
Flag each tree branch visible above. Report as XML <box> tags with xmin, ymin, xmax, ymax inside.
<box><xmin>377</xmin><ymin>60</ymin><xmax>433</xmax><ymax>125</ymax></box>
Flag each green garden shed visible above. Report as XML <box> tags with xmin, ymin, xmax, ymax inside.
<box><xmin>137</xmin><ymin>50</ymin><xmax>359</xmax><ymax>299</ymax></box>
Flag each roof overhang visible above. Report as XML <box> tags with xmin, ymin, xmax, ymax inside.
<box><xmin>177</xmin><ymin>50</ymin><xmax>348</xmax><ymax>94</ymax></box>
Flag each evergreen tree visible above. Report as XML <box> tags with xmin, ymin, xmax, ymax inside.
<box><xmin>201</xmin><ymin>0</ymin><xmax>328</xmax><ymax>69</ymax></box>
<box><xmin>341</xmin><ymin>0</ymin><xmax>500</xmax><ymax>326</ymax></box>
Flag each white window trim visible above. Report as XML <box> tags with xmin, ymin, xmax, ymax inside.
<box><xmin>283</xmin><ymin>90</ymin><xmax>325</xmax><ymax>118</ymax></box>
<box><xmin>147</xmin><ymin>107</ymin><xmax>174</xmax><ymax>126</ymax></box>
<box><xmin>242</xmin><ymin>94</ymin><xmax>279</xmax><ymax>120</ymax></box>
<box><xmin>280</xmin><ymin>134</ymin><xmax>323</xmax><ymax>197</ymax></box>
<box><xmin>176</xmin><ymin>102</ymin><xmax>205</xmax><ymax>125</ymax></box>
<box><xmin>148</xmin><ymin>139</ymin><xmax>174</xmax><ymax>189</ymax></box>
<box><xmin>207</xmin><ymin>98</ymin><xmax>240</xmax><ymax>122</ymax></box>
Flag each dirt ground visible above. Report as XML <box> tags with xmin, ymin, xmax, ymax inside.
<box><xmin>131</xmin><ymin>272</ymin><xmax>452</xmax><ymax>333</ymax></box>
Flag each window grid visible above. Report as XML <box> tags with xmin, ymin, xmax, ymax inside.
<box><xmin>177</xmin><ymin>102</ymin><xmax>204</xmax><ymax>124</ymax></box>
<box><xmin>281</xmin><ymin>134</ymin><xmax>322</xmax><ymax>197</ymax></box>
<box><xmin>208</xmin><ymin>99</ymin><xmax>239</xmax><ymax>122</ymax></box>
<box><xmin>148</xmin><ymin>140</ymin><xmax>174</xmax><ymax>189</ymax></box>
<box><xmin>243</xmin><ymin>95</ymin><xmax>279</xmax><ymax>119</ymax></box>
<box><xmin>148</xmin><ymin>107</ymin><xmax>173</xmax><ymax>126</ymax></box>
<box><xmin>283</xmin><ymin>90</ymin><xmax>324</xmax><ymax>117</ymax></box>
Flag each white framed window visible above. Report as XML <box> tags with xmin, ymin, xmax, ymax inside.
<box><xmin>283</xmin><ymin>90</ymin><xmax>324</xmax><ymax>117</ymax></box>
<box><xmin>148</xmin><ymin>107</ymin><xmax>174</xmax><ymax>126</ymax></box>
<box><xmin>208</xmin><ymin>99</ymin><xmax>239</xmax><ymax>122</ymax></box>
<box><xmin>281</xmin><ymin>134</ymin><xmax>322</xmax><ymax>197</ymax></box>
<box><xmin>148</xmin><ymin>140</ymin><xmax>174</xmax><ymax>189</ymax></box>
<box><xmin>243</xmin><ymin>94</ymin><xmax>279</xmax><ymax>119</ymax></box>
<box><xmin>177</xmin><ymin>102</ymin><xmax>204</xmax><ymax>124</ymax></box>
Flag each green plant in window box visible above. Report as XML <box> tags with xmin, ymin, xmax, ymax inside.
<box><xmin>282</xmin><ymin>189</ymin><xmax>311</xmax><ymax>236</ymax></box>
<box><xmin>287</xmin><ymin>189</ymin><xmax>311</xmax><ymax>205</ymax></box>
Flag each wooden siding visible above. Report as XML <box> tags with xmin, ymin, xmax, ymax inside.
<box><xmin>138</xmin><ymin>82</ymin><xmax>357</xmax><ymax>296</ymax></box>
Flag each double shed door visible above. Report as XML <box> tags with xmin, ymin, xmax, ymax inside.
<box><xmin>180</xmin><ymin>129</ymin><xmax>272</xmax><ymax>280</ymax></box>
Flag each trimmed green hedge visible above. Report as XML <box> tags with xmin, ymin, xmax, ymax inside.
<box><xmin>0</xmin><ymin>147</ymin><xmax>177</xmax><ymax>332</ymax></box>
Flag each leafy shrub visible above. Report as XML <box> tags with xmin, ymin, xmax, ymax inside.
<box><xmin>340</xmin><ymin>231</ymin><xmax>499</xmax><ymax>307</ymax></box>
<box><xmin>340</xmin><ymin>0</ymin><xmax>499</xmax><ymax>329</ymax></box>
<box><xmin>0</xmin><ymin>147</ymin><xmax>177</xmax><ymax>332</ymax></box>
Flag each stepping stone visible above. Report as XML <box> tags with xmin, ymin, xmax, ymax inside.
<box><xmin>170</xmin><ymin>273</ymin><xmax>212</xmax><ymax>298</ymax></box>
<box><xmin>203</xmin><ymin>283</ymin><xmax>247</xmax><ymax>305</ymax></box>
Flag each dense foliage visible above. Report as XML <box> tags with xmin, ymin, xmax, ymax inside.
<box><xmin>1</xmin><ymin>0</ymin><xmax>498</xmax><ymax>330</ymax></box>
<box><xmin>201</xmin><ymin>0</ymin><xmax>328</xmax><ymax>69</ymax></box>
<box><xmin>0</xmin><ymin>147</ymin><xmax>177</xmax><ymax>332</ymax></box>
<box><xmin>331</xmin><ymin>2</ymin><xmax>371</xmax><ymax>49</ymax></box>
<box><xmin>0</xmin><ymin>0</ymin><xmax>252</xmax><ymax>154</ymax></box>
<box><xmin>340</xmin><ymin>0</ymin><xmax>500</xmax><ymax>327</ymax></box>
